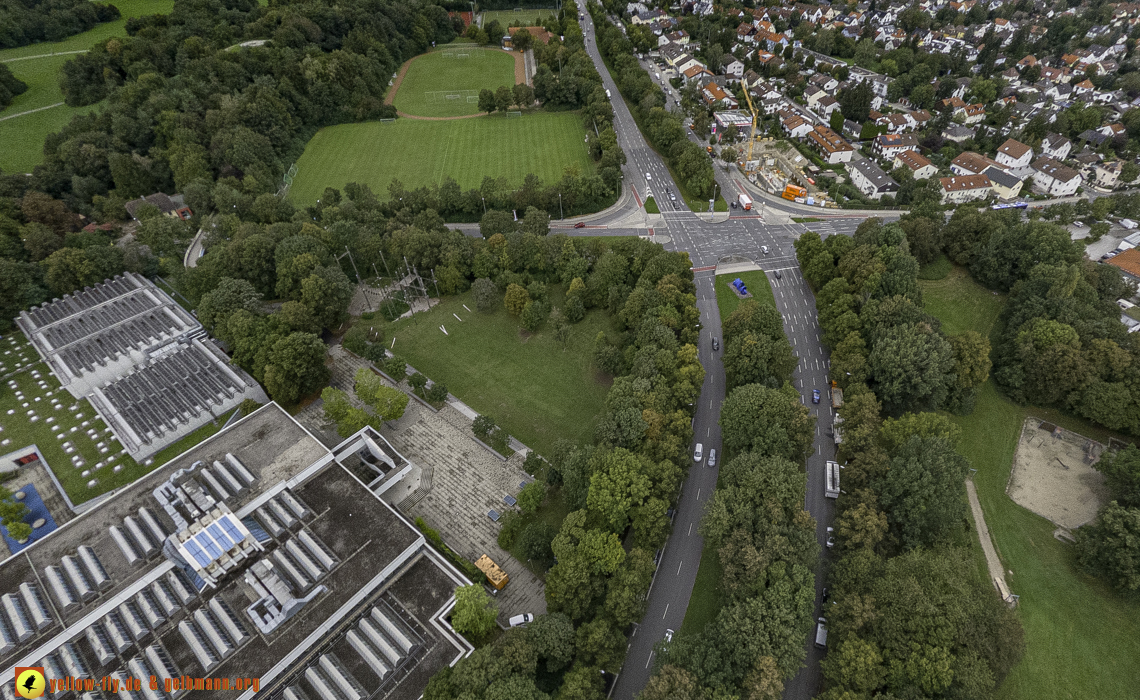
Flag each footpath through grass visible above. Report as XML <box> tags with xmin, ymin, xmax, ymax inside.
<box><xmin>392</xmin><ymin>46</ymin><xmax>517</xmax><ymax>118</ymax></box>
<box><xmin>0</xmin><ymin>0</ymin><xmax>174</xmax><ymax>174</ymax></box>
<box><xmin>384</xmin><ymin>287</ymin><xmax>611</xmax><ymax>458</ymax></box>
<box><xmin>290</xmin><ymin>111</ymin><xmax>592</xmax><ymax>205</ymax></box>
<box><xmin>920</xmin><ymin>268</ymin><xmax>1140</xmax><ymax>700</ymax></box>
<box><xmin>679</xmin><ymin>271</ymin><xmax>777</xmax><ymax>638</ymax></box>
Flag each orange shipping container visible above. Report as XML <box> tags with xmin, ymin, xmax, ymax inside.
<box><xmin>475</xmin><ymin>554</ymin><xmax>509</xmax><ymax>589</ymax></box>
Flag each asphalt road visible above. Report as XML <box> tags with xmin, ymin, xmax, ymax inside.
<box><xmin>575</xmin><ymin>14</ymin><xmax>876</xmax><ymax>700</ymax></box>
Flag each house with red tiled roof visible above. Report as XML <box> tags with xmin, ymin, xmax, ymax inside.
<box><xmin>1106</xmin><ymin>248</ymin><xmax>1140</xmax><ymax>284</ymax></box>
<box><xmin>939</xmin><ymin>174</ymin><xmax>992</xmax><ymax>203</ymax></box>
<box><xmin>894</xmin><ymin>150</ymin><xmax>938</xmax><ymax>179</ymax></box>
<box><xmin>807</xmin><ymin>125</ymin><xmax>854</xmax><ymax>164</ymax></box>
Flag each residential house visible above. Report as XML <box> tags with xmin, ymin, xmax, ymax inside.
<box><xmin>873</xmin><ymin>133</ymin><xmax>922</xmax><ymax>160</ymax></box>
<box><xmin>1106</xmin><ymin>248</ymin><xmax>1140</xmax><ymax>286</ymax></box>
<box><xmin>908</xmin><ymin>109</ymin><xmax>933</xmax><ymax>129</ymax></box>
<box><xmin>956</xmin><ymin>103</ymin><xmax>987</xmax><ymax>124</ymax></box>
<box><xmin>876</xmin><ymin>113</ymin><xmax>915</xmax><ymax>133</ymax></box>
<box><xmin>666</xmin><ymin>30</ymin><xmax>690</xmax><ymax>45</ymax></box>
<box><xmin>632</xmin><ymin>9</ymin><xmax>667</xmax><ymax>25</ymax></box>
<box><xmin>1031</xmin><ymin>156</ymin><xmax>1083</xmax><ymax>196</ymax></box>
<box><xmin>893</xmin><ymin>150</ymin><xmax>938</xmax><ymax>179</ymax></box>
<box><xmin>724</xmin><ymin>58</ymin><xmax>745</xmax><ymax>80</ymax></box>
<box><xmin>942</xmin><ymin>125</ymin><xmax>976</xmax><ymax>143</ymax></box>
<box><xmin>939</xmin><ymin>174</ymin><xmax>993</xmax><ymax>203</ymax></box>
<box><xmin>702</xmin><ymin>81</ymin><xmax>738</xmax><ymax>109</ymax></box>
<box><xmin>849</xmin><ymin>159</ymin><xmax>900</xmax><ymax>200</ymax></box>
<box><xmin>782</xmin><ymin>113</ymin><xmax>815</xmax><ymax>138</ymax></box>
<box><xmin>809</xmin><ymin>72</ymin><xmax>840</xmax><ymax>92</ymax></box>
<box><xmin>1099</xmin><ymin>123</ymin><xmax>1126</xmax><ymax>139</ymax></box>
<box><xmin>951</xmin><ymin>151</ymin><xmax>1003</xmax><ymax>176</ymax></box>
<box><xmin>124</xmin><ymin>193</ymin><xmax>192</xmax><ymax>221</ymax></box>
<box><xmin>1078</xmin><ymin>129</ymin><xmax>1111</xmax><ymax>147</ymax></box>
<box><xmin>807</xmin><ymin>125</ymin><xmax>855</xmax><ymax>163</ymax></box>
<box><xmin>995</xmin><ymin>138</ymin><xmax>1034</xmax><ymax>168</ymax></box>
<box><xmin>983</xmin><ymin>166</ymin><xmax>1024</xmax><ymax>200</ymax></box>
<box><xmin>940</xmin><ymin>95</ymin><xmax>967</xmax><ymax>111</ymax></box>
<box><xmin>805</xmin><ymin>87</ymin><xmax>828</xmax><ymax>110</ymax></box>
<box><xmin>817</xmin><ymin>95</ymin><xmax>841</xmax><ymax>118</ymax></box>
<box><xmin>1041</xmin><ymin>133</ymin><xmax>1072</xmax><ymax>160</ymax></box>
<box><xmin>1093</xmin><ymin>160</ymin><xmax>1122</xmax><ymax>189</ymax></box>
<box><xmin>682</xmin><ymin>65</ymin><xmax>713</xmax><ymax>85</ymax></box>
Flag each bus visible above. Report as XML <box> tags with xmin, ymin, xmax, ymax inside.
<box><xmin>825</xmin><ymin>460</ymin><xmax>840</xmax><ymax>498</ymax></box>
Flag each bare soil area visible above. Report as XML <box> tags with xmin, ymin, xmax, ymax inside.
<box><xmin>1007</xmin><ymin>417</ymin><xmax>1110</xmax><ymax>529</ymax></box>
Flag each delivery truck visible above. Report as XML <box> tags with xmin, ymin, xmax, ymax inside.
<box><xmin>738</xmin><ymin>193</ymin><xmax>753</xmax><ymax>210</ymax></box>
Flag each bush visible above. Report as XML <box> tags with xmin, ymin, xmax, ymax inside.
<box><xmin>519</xmin><ymin>521</ymin><xmax>556</xmax><ymax>566</ymax></box>
<box><xmin>489</xmin><ymin>426</ymin><xmax>510</xmax><ymax>454</ymax></box>
<box><xmin>426</xmin><ymin>382</ymin><xmax>449</xmax><ymax>403</ymax></box>
<box><xmin>409</xmin><ymin>372</ymin><xmax>428</xmax><ymax>395</ymax></box>
<box><xmin>518</xmin><ymin>481</ymin><xmax>547</xmax><ymax>513</ymax></box>
<box><xmin>473</xmin><ymin>415</ymin><xmax>497</xmax><ymax>440</ymax></box>
<box><xmin>472</xmin><ymin>278</ymin><xmax>498</xmax><ymax>311</ymax></box>
<box><xmin>5</xmin><ymin>521</ymin><xmax>31</xmax><ymax>542</ymax></box>
<box><xmin>498</xmin><ymin>510</ymin><xmax>525</xmax><ymax>549</ymax></box>
<box><xmin>384</xmin><ymin>355</ymin><xmax>406</xmax><ymax>379</ymax></box>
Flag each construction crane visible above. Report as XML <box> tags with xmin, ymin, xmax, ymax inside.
<box><xmin>740</xmin><ymin>85</ymin><xmax>760</xmax><ymax>180</ymax></box>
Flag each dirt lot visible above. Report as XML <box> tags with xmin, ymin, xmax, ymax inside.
<box><xmin>1007</xmin><ymin>417</ymin><xmax>1110</xmax><ymax>529</ymax></box>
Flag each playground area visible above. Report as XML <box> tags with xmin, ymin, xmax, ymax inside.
<box><xmin>1006</xmin><ymin>417</ymin><xmax>1110</xmax><ymax>529</ymax></box>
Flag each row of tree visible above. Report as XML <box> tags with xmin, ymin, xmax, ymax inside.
<box><xmin>591</xmin><ymin>5</ymin><xmax>717</xmax><ymax>200</ymax></box>
<box><xmin>427</xmin><ymin>229</ymin><xmax>707</xmax><ymax>698</ymax></box>
<box><xmin>1079</xmin><ymin>445</ymin><xmax>1140</xmax><ymax>594</ymax></box>
<box><xmin>796</xmin><ymin>224</ymin><xmax>1027</xmax><ymax>699</ymax></box>
<box><xmin>0</xmin><ymin>0</ymin><xmax>120</xmax><ymax>49</ymax></box>
<box><xmin>794</xmin><ymin>220</ymin><xmax>991</xmax><ymax>416</ymax></box>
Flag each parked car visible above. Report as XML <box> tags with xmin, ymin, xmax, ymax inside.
<box><xmin>573</xmin><ymin>222</ymin><xmax>586</xmax><ymax>228</ymax></box>
<box><xmin>663</xmin><ymin>628</ymin><xmax>674</xmax><ymax>649</ymax></box>
<box><xmin>509</xmin><ymin>613</ymin><xmax>534</xmax><ymax>627</ymax></box>
<box><xmin>1073</xmin><ymin>221</ymin><xmax>1085</xmax><ymax>227</ymax></box>
<box><xmin>708</xmin><ymin>448</ymin><xmax>717</xmax><ymax>468</ymax></box>
<box><xmin>693</xmin><ymin>443</ymin><xmax>703</xmax><ymax>462</ymax></box>
<box><xmin>812</xmin><ymin>389</ymin><xmax>821</xmax><ymax>404</ymax></box>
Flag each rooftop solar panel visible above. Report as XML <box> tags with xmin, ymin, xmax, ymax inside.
<box><xmin>184</xmin><ymin>539</ymin><xmax>212</xmax><ymax>568</ymax></box>
<box><xmin>219</xmin><ymin>515</ymin><xmax>246</xmax><ymax>546</ymax></box>
<box><xmin>206</xmin><ymin>523</ymin><xmax>233</xmax><ymax>550</ymax></box>
<box><xmin>197</xmin><ymin>532</ymin><xmax>223</xmax><ymax>560</ymax></box>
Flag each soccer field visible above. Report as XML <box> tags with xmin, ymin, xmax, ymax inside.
<box><xmin>289</xmin><ymin>112</ymin><xmax>593</xmax><ymax>204</ymax></box>
<box><xmin>392</xmin><ymin>47</ymin><xmax>517</xmax><ymax>118</ymax></box>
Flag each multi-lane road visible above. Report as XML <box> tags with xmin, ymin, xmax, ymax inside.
<box><xmin>574</xmin><ymin>12</ymin><xmax>893</xmax><ymax>700</ymax></box>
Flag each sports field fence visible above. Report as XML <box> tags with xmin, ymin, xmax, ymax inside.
<box><xmin>507</xmin><ymin>111</ymin><xmax>522</xmax><ymax>117</ymax></box>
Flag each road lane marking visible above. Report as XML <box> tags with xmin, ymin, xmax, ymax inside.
<box><xmin>663</xmin><ymin>604</ymin><xmax>669</xmax><ymax>619</ymax></box>
<box><xmin>688</xmin><ymin>522</ymin><xmax>693</xmax><ymax>535</ymax></box>
<box><xmin>645</xmin><ymin>652</ymin><xmax>654</xmax><ymax>668</ymax></box>
<box><xmin>696</xmin><ymin>488</ymin><xmax>701</xmax><ymax>500</ymax></box>
<box><xmin>677</xmin><ymin>561</ymin><xmax>683</xmax><ymax>575</ymax></box>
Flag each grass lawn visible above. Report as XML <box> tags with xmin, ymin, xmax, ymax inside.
<box><xmin>392</xmin><ymin>46</ymin><xmax>517</xmax><ymax>118</ymax></box>
<box><xmin>0</xmin><ymin>0</ymin><xmax>174</xmax><ymax>173</ymax></box>
<box><xmin>644</xmin><ymin>196</ymin><xmax>659</xmax><ymax>213</ymax></box>
<box><xmin>714</xmin><ymin>270</ymin><xmax>776</xmax><ymax>315</ymax></box>
<box><xmin>383</xmin><ymin>286</ymin><xmax>611</xmax><ymax>458</ymax></box>
<box><xmin>0</xmin><ymin>333</ymin><xmax>231</xmax><ymax>504</ymax></box>
<box><xmin>481</xmin><ymin>9</ymin><xmax>557</xmax><ymax>27</ymax></box>
<box><xmin>289</xmin><ymin>111</ymin><xmax>592</xmax><ymax>204</ymax></box>
<box><xmin>917</xmin><ymin>254</ymin><xmax>952</xmax><ymax>280</ymax></box>
<box><xmin>921</xmin><ymin>270</ymin><xmax>1140</xmax><ymax>700</ymax></box>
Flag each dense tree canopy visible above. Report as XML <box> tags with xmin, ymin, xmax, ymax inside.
<box><xmin>0</xmin><ymin>0</ymin><xmax>120</xmax><ymax>49</ymax></box>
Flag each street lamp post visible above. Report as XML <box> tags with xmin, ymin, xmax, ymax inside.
<box><xmin>481</xmin><ymin>196</ymin><xmax>486</xmax><ymax>214</ymax></box>
<box><xmin>558</xmin><ymin>193</ymin><xmax>563</xmax><ymax>220</ymax></box>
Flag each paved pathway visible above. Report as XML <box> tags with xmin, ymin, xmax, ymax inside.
<box><xmin>966</xmin><ymin>479</ymin><xmax>1014</xmax><ymax>602</ymax></box>
<box><xmin>0</xmin><ymin>50</ymin><xmax>85</xmax><ymax>63</ymax></box>
<box><xmin>0</xmin><ymin>102</ymin><xmax>64</xmax><ymax>122</ymax></box>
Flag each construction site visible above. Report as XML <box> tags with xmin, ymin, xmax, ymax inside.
<box><xmin>714</xmin><ymin>104</ymin><xmax>836</xmax><ymax>208</ymax></box>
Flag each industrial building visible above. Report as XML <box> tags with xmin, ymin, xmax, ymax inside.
<box><xmin>0</xmin><ymin>404</ymin><xmax>472</xmax><ymax>700</ymax></box>
<box><xmin>16</xmin><ymin>273</ymin><xmax>266</xmax><ymax>460</ymax></box>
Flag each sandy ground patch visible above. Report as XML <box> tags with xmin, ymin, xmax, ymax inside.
<box><xmin>1007</xmin><ymin>417</ymin><xmax>1110</xmax><ymax>528</ymax></box>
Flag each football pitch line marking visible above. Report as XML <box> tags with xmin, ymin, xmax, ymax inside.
<box><xmin>437</xmin><ymin>128</ymin><xmax>457</xmax><ymax>187</ymax></box>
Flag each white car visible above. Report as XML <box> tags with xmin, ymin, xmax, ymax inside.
<box><xmin>708</xmin><ymin>448</ymin><xmax>717</xmax><ymax>468</ymax></box>
<box><xmin>646</xmin><ymin>172</ymin><xmax>652</xmax><ymax>181</ymax></box>
<box><xmin>509</xmin><ymin>613</ymin><xmax>534</xmax><ymax>627</ymax></box>
<box><xmin>693</xmin><ymin>443</ymin><xmax>703</xmax><ymax>463</ymax></box>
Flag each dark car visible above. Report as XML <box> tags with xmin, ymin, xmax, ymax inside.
<box><xmin>774</xmin><ymin>269</ymin><xmax>782</xmax><ymax>279</ymax></box>
<box><xmin>712</xmin><ymin>337</ymin><xmax>719</xmax><ymax>350</ymax></box>
<box><xmin>812</xmin><ymin>389</ymin><xmax>821</xmax><ymax>404</ymax></box>
<box><xmin>574</xmin><ymin>222</ymin><xmax>586</xmax><ymax>228</ymax></box>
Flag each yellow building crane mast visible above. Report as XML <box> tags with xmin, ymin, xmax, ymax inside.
<box><xmin>741</xmin><ymin>85</ymin><xmax>760</xmax><ymax>178</ymax></box>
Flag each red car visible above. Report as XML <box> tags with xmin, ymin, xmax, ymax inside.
<box><xmin>573</xmin><ymin>222</ymin><xmax>586</xmax><ymax>228</ymax></box>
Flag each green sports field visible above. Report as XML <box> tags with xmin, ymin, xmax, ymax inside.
<box><xmin>481</xmin><ymin>9</ymin><xmax>557</xmax><ymax>27</ymax></box>
<box><xmin>393</xmin><ymin>46</ymin><xmax>517</xmax><ymax>118</ymax></box>
<box><xmin>0</xmin><ymin>0</ymin><xmax>174</xmax><ymax>174</ymax></box>
<box><xmin>289</xmin><ymin>112</ymin><xmax>592</xmax><ymax>204</ymax></box>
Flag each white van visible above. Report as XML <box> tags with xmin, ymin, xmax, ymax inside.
<box><xmin>693</xmin><ymin>443</ymin><xmax>703</xmax><ymax>463</ymax></box>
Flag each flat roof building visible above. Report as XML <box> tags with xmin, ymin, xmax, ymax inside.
<box><xmin>0</xmin><ymin>403</ymin><xmax>472</xmax><ymax>700</ymax></box>
<box><xmin>16</xmin><ymin>273</ymin><xmax>265</xmax><ymax>460</ymax></box>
